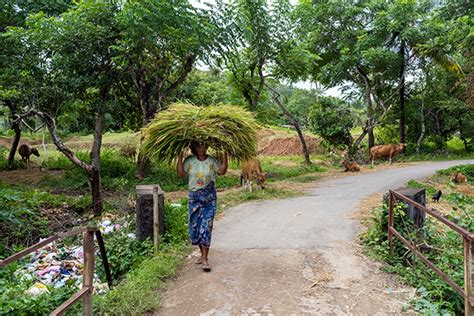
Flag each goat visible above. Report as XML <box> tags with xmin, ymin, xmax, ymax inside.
<box><xmin>18</xmin><ymin>144</ymin><xmax>40</xmax><ymax>169</ymax></box>
<box><xmin>241</xmin><ymin>157</ymin><xmax>266</xmax><ymax>191</ymax></box>
<box><xmin>451</xmin><ymin>172</ymin><xmax>467</xmax><ymax>184</ymax></box>
<box><xmin>341</xmin><ymin>159</ymin><xmax>360</xmax><ymax>172</ymax></box>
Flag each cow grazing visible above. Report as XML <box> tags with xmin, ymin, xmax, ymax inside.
<box><xmin>431</xmin><ymin>190</ymin><xmax>442</xmax><ymax>202</ymax></box>
<box><xmin>241</xmin><ymin>157</ymin><xmax>266</xmax><ymax>191</ymax></box>
<box><xmin>341</xmin><ymin>159</ymin><xmax>360</xmax><ymax>172</ymax></box>
<box><xmin>451</xmin><ymin>172</ymin><xmax>467</xmax><ymax>184</ymax></box>
<box><xmin>370</xmin><ymin>143</ymin><xmax>406</xmax><ymax>166</ymax></box>
<box><xmin>18</xmin><ymin>144</ymin><xmax>40</xmax><ymax>169</ymax></box>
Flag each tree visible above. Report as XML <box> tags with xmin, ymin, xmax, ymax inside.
<box><xmin>0</xmin><ymin>0</ymin><xmax>72</xmax><ymax>167</ymax></box>
<box><xmin>114</xmin><ymin>0</ymin><xmax>216</xmax><ymax>178</ymax></box>
<box><xmin>213</xmin><ymin>0</ymin><xmax>318</xmax><ymax>164</ymax></box>
<box><xmin>11</xmin><ymin>0</ymin><xmax>121</xmax><ymax>215</ymax></box>
<box><xmin>308</xmin><ymin>96</ymin><xmax>354</xmax><ymax>149</ymax></box>
<box><xmin>302</xmin><ymin>0</ymin><xmax>410</xmax><ymax>152</ymax></box>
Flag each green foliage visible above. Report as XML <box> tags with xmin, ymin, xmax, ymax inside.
<box><xmin>0</xmin><ymin>146</ymin><xmax>8</xmax><ymax>169</ymax></box>
<box><xmin>98</xmin><ymin>232</ymin><xmax>153</xmax><ymax>282</ymax></box>
<box><xmin>95</xmin><ymin>245</ymin><xmax>186</xmax><ymax>315</ymax></box>
<box><xmin>261</xmin><ymin>160</ymin><xmax>325</xmax><ymax>181</ymax></box>
<box><xmin>0</xmin><ymin>186</ymin><xmax>55</xmax><ymax>258</ymax></box>
<box><xmin>162</xmin><ymin>203</ymin><xmax>189</xmax><ymax>245</ymax></box>
<box><xmin>0</xmin><ymin>262</ymin><xmax>79</xmax><ymax>315</ymax></box>
<box><xmin>308</xmin><ymin>96</ymin><xmax>354</xmax><ymax>147</ymax></box>
<box><xmin>436</xmin><ymin>164</ymin><xmax>474</xmax><ymax>177</ymax></box>
<box><xmin>363</xmin><ymin>167</ymin><xmax>473</xmax><ymax>314</ymax></box>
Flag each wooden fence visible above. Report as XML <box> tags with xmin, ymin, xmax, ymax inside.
<box><xmin>0</xmin><ymin>226</ymin><xmax>112</xmax><ymax>316</ymax></box>
<box><xmin>388</xmin><ymin>189</ymin><xmax>473</xmax><ymax>315</ymax></box>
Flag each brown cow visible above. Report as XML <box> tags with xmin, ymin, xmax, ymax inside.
<box><xmin>341</xmin><ymin>159</ymin><xmax>360</xmax><ymax>172</ymax></box>
<box><xmin>370</xmin><ymin>143</ymin><xmax>406</xmax><ymax>166</ymax></box>
<box><xmin>451</xmin><ymin>172</ymin><xmax>467</xmax><ymax>184</ymax></box>
<box><xmin>18</xmin><ymin>144</ymin><xmax>40</xmax><ymax>169</ymax></box>
<box><xmin>241</xmin><ymin>157</ymin><xmax>266</xmax><ymax>191</ymax></box>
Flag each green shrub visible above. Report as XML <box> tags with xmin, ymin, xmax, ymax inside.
<box><xmin>0</xmin><ymin>263</ymin><xmax>80</xmax><ymax>315</ymax></box>
<box><xmin>0</xmin><ymin>186</ymin><xmax>57</xmax><ymax>258</ymax></box>
<box><xmin>98</xmin><ymin>232</ymin><xmax>153</xmax><ymax>282</ymax></box>
<box><xmin>43</xmin><ymin>155</ymin><xmax>75</xmax><ymax>170</ymax></box>
<box><xmin>308</xmin><ymin>96</ymin><xmax>353</xmax><ymax>147</ymax></box>
<box><xmin>436</xmin><ymin>164</ymin><xmax>474</xmax><ymax>177</ymax></box>
<box><xmin>162</xmin><ymin>202</ymin><xmax>188</xmax><ymax>244</ymax></box>
<box><xmin>362</xmin><ymin>170</ymin><xmax>473</xmax><ymax>314</ymax></box>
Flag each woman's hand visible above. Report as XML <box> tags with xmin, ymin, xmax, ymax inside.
<box><xmin>177</xmin><ymin>152</ymin><xmax>186</xmax><ymax>177</ymax></box>
<box><xmin>218</xmin><ymin>152</ymin><xmax>228</xmax><ymax>175</ymax></box>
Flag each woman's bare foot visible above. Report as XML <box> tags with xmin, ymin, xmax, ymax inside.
<box><xmin>195</xmin><ymin>257</ymin><xmax>203</xmax><ymax>264</ymax></box>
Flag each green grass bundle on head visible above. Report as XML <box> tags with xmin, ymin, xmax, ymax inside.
<box><xmin>141</xmin><ymin>103</ymin><xmax>259</xmax><ymax>163</ymax></box>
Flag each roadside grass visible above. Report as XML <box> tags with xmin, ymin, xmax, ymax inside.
<box><xmin>94</xmin><ymin>243</ymin><xmax>188</xmax><ymax>314</ymax></box>
<box><xmin>361</xmin><ymin>164</ymin><xmax>473</xmax><ymax>314</ymax></box>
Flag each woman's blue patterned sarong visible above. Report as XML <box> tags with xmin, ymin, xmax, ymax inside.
<box><xmin>188</xmin><ymin>182</ymin><xmax>217</xmax><ymax>247</ymax></box>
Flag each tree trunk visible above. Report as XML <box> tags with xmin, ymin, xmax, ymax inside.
<box><xmin>352</xmin><ymin>123</ymin><xmax>369</xmax><ymax>161</ymax></box>
<box><xmin>89</xmin><ymin>108</ymin><xmax>105</xmax><ymax>216</ymax></box>
<box><xmin>416</xmin><ymin>99</ymin><xmax>425</xmax><ymax>154</ymax></box>
<box><xmin>367</xmin><ymin>123</ymin><xmax>375</xmax><ymax>149</ymax></box>
<box><xmin>136</xmin><ymin>152</ymin><xmax>149</xmax><ymax>180</ymax></box>
<box><xmin>267</xmin><ymin>85</ymin><xmax>311</xmax><ymax>165</ymax></box>
<box><xmin>356</xmin><ymin>66</ymin><xmax>375</xmax><ymax>149</ymax></box>
<box><xmin>6</xmin><ymin>100</ymin><xmax>21</xmax><ymax>168</ymax></box>
<box><xmin>8</xmin><ymin>122</ymin><xmax>21</xmax><ymax>168</ymax></box>
<box><xmin>136</xmin><ymin>108</ymin><xmax>154</xmax><ymax>180</ymax></box>
<box><xmin>399</xmin><ymin>39</ymin><xmax>406</xmax><ymax>149</ymax></box>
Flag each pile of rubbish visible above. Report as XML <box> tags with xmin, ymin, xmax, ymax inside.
<box><xmin>14</xmin><ymin>219</ymin><xmax>129</xmax><ymax>296</ymax></box>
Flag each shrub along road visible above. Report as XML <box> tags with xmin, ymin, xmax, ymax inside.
<box><xmin>158</xmin><ymin>160</ymin><xmax>474</xmax><ymax>315</ymax></box>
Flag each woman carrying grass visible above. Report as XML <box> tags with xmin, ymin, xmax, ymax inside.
<box><xmin>177</xmin><ymin>141</ymin><xmax>228</xmax><ymax>272</ymax></box>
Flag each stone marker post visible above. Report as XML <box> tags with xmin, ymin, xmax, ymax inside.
<box><xmin>136</xmin><ymin>185</ymin><xmax>165</xmax><ymax>245</ymax></box>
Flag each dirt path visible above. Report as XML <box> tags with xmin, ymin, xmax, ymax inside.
<box><xmin>158</xmin><ymin>160</ymin><xmax>473</xmax><ymax>315</ymax></box>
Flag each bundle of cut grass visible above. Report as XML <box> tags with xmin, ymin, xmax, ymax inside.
<box><xmin>141</xmin><ymin>103</ymin><xmax>259</xmax><ymax>163</ymax></box>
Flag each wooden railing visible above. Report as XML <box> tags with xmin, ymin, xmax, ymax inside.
<box><xmin>388</xmin><ymin>190</ymin><xmax>474</xmax><ymax>316</ymax></box>
<box><xmin>0</xmin><ymin>226</ymin><xmax>112</xmax><ymax>316</ymax></box>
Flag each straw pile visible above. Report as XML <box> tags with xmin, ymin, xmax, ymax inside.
<box><xmin>141</xmin><ymin>103</ymin><xmax>259</xmax><ymax>163</ymax></box>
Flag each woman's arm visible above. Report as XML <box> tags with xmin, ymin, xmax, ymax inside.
<box><xmin>217</xmin><ymin>152</ymin><xmax>228</xmax><ymax>175</ymax></box>
<box><xmin>177</xmin><ymin>153</ymin><xmax>186</xmax><ymax>177</ymax></box>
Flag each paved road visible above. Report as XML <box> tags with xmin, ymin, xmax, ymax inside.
<box><xmin>159</xmin><ymin>160</ymin><xmax>473</xmax><ymax>315</ymax></box>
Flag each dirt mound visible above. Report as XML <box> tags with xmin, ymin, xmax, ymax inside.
<box><xmin>0</xmin><ymin>136</ymin><xmax>43</xmax><ymax>148</ymax></box>
<box><xmin>258</xmin><ymin>136</ymin><xmax>322</xmax><ymax>156</ymax></box>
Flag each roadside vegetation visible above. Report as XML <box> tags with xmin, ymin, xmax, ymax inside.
<box><xmin>1</xmin><ymin>0</ymin><xmax>472</xmax><ymax>314</ymax></box>
<box><xmin>362</xmin><ymin>164</ymin><xmax>473</xmax><ymax>314</ymax></box>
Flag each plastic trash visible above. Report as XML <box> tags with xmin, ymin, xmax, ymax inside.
<box><xmin>26</xmin><ymin>282</ymin><xmax>49</xmax><ymax>296</ymax></box>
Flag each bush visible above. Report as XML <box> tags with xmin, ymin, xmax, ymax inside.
<box><xmin>98</xmin><ymin>232</ymin><xmax>153</xmax><ymax>282</ymax></box>
<box><xmin>436</xmin><ymin>164</ymin><xmax>474</xmax><ymax>177</ymax></box>
<box><xmin>162</xmin><ymin>202</ymin><xmax>188</xmax><ymax>244</ymax></box>
<box><xmin>0</xmin><ymin>186</ymin><xmax>56</xmax><ymax>258</ymax></box>
<box><xmin>308</xmin><ymin>96</ymin><xmax>353</xmax><ymax>147</ymax></box>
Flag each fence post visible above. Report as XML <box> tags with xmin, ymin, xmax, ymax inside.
<box><xmin>82</xmin><ymin>229</ymin><xmax>95</xmax><ymax>316</ymax></box>
<box><xmin>388</xmin><ymin>190</ymin><xmax>394</xmax><ymax>255</ymax></box>
<box><xmin>465</xmin><ymin>236</ymin><xmax>474</xmax><ymax>316</ymax></box>
<box><xmin>153</xmin><ymin>186</ymin><xmax>160</xmax><ymax>254</ymax></box>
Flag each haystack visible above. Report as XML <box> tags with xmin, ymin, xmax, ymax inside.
<box><xmin>141</xmin><ymin>103</ymin><xmax>259</xmax><ymax>163</ymax></box>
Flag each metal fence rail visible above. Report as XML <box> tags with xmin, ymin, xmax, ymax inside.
<box><xmin>0</xmin><ymin>226</ymin><xmax>112</xmax><ymax>316</ymax></box>
<box><xmin>388</xmin><ymin>189</ymin><xmax>474</xmax><ymax>315</ymax></box>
